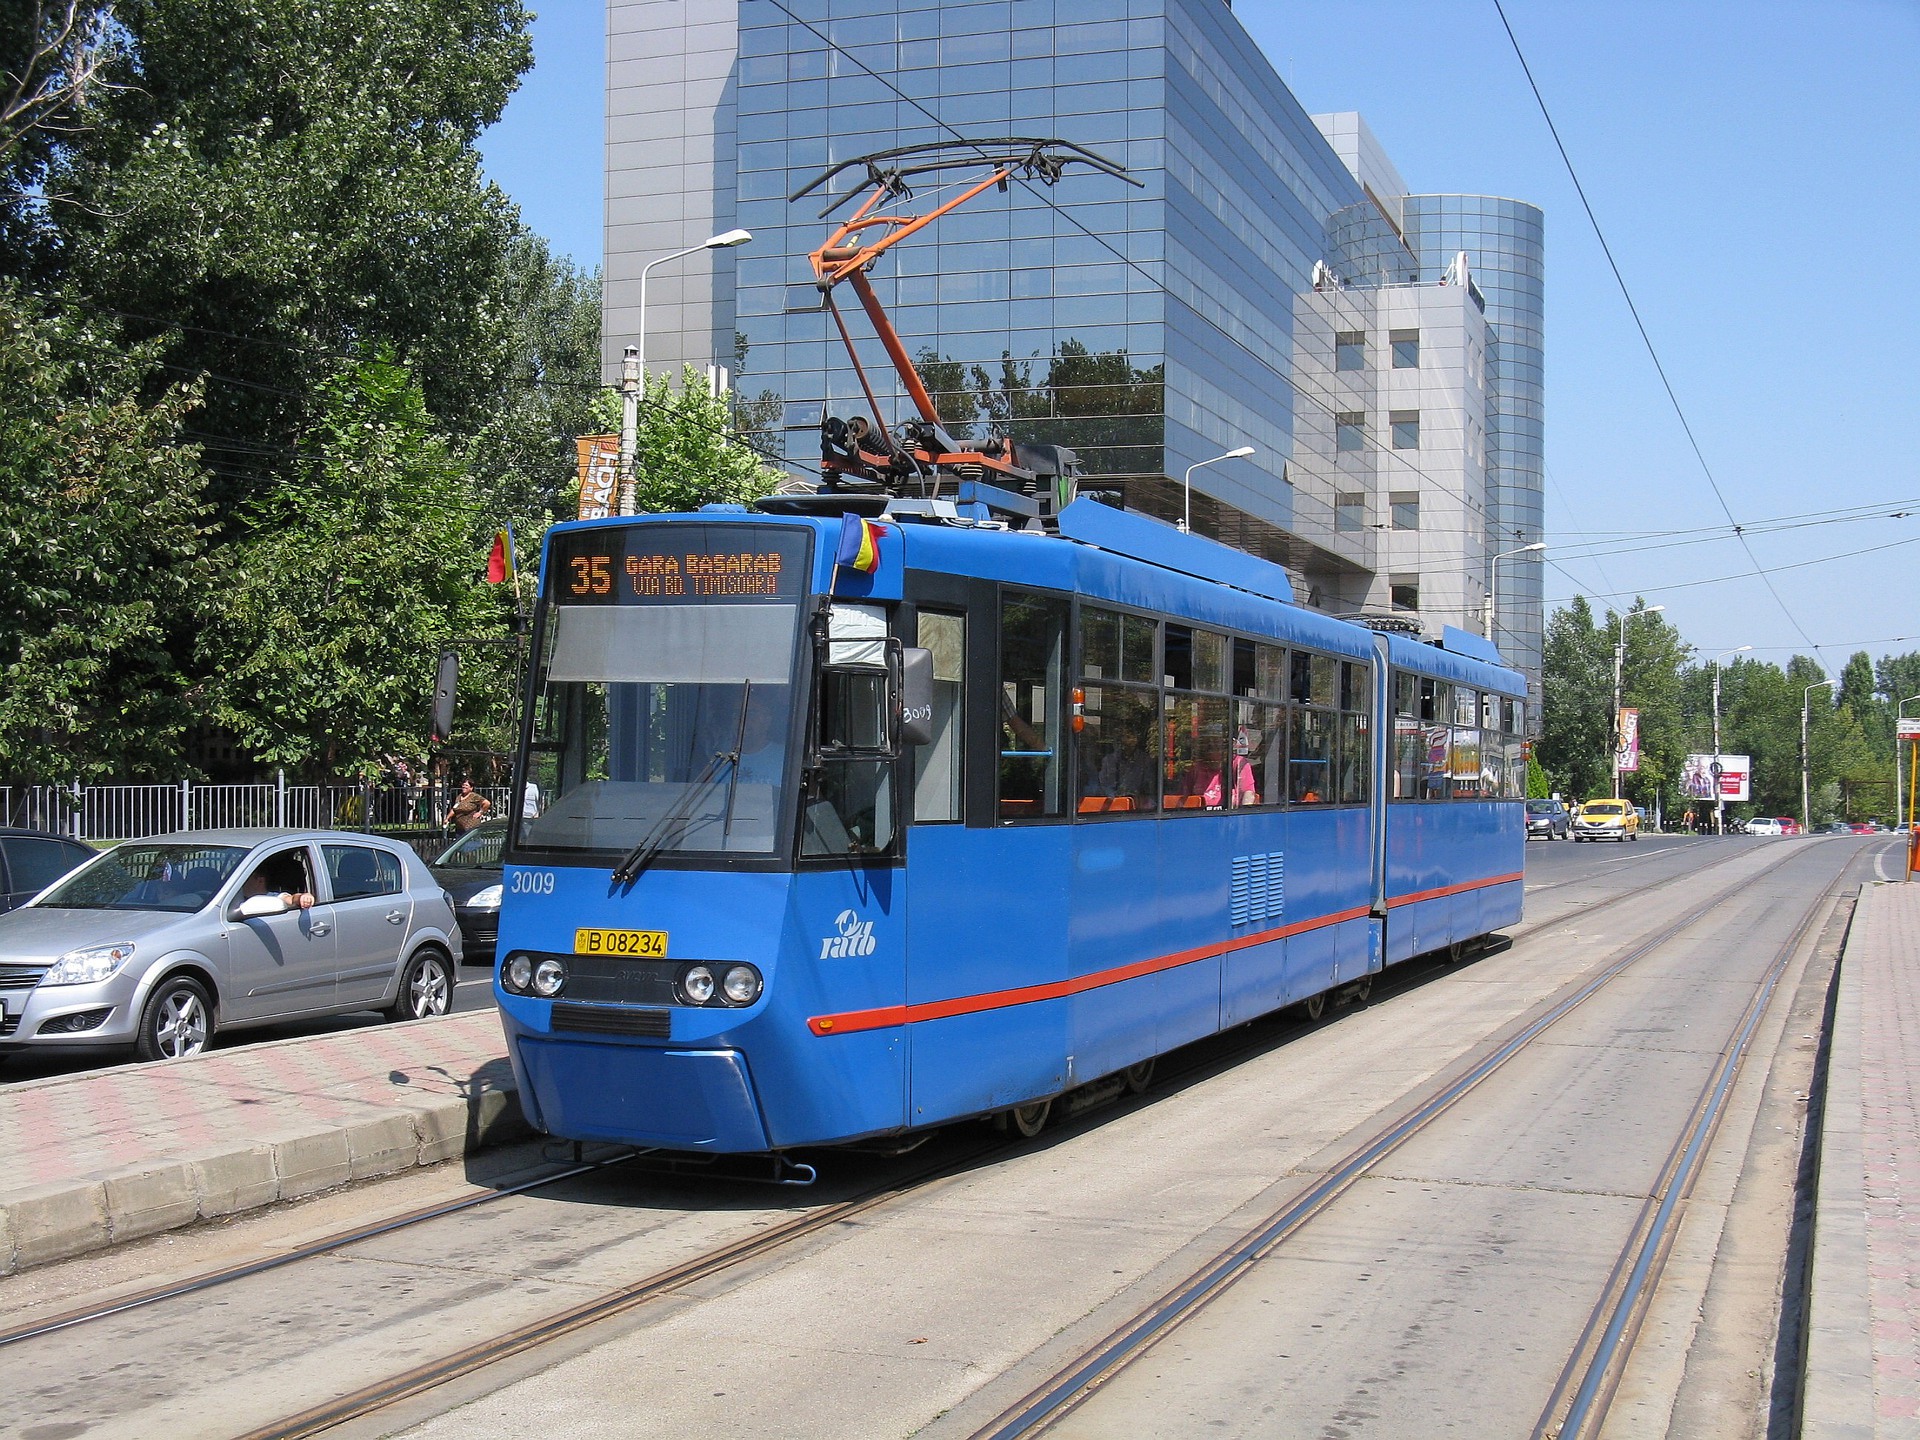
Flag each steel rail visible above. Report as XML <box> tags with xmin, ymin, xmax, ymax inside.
<box><xmin>1533</xmin><ymin>858</ymin><xmax>1858</xmax><ymax>1440</ymax></box>
<box><xmin>966</xmin><ymin>841</ymin><xmax>1827</xmax><ymax>1440</ymax></box>
<box><xmin>0</xmin><ymin>1149</ymin><xmax>648</xmax><ymax>1349</ymax></box>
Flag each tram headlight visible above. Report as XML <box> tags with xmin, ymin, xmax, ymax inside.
<box><xmin>503</xmin><ymin>952</ymin><xmax>534</xmax><ymax>993</ymax></box>
<box><xmin>722</xmin><ymin>965</ymin><xmax>762</xmax><ymax>1006</ymax></box>
<box><xmin>681</xmin><ymin>964</ymin><xmax>717</xmax><ymax>1005</ymax></box>
<box><xmin>532</xmin><ymin>957</ymin><xmax>567</xmax><ymax>998</ymax></box>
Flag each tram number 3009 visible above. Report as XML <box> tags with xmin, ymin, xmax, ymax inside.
<box><xmin>508</xmin><ymin>870</ymin><xmax>556</xmax><ymax>895</ymax></box>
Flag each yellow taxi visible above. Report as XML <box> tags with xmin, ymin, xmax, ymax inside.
<box><xmin>1572</xmin><ymin>798</ymin><xmax>1640</xmax><ymax>842</ymax></box>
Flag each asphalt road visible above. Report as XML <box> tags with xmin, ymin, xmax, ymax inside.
<box><xmin>0</xmin><ymin>833</ymin><xmax>1882</xmax><ymax>1439</ymax></box>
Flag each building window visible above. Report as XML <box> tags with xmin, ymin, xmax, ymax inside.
<box><xmin>1335</xmin><ymin>494</ymin><xmax>1365</xmax><ymax>532</ymax></box>
<box><xmin>1335</xmin><ymin>330</ymin><xmax>1365</xmax><ymax>371</ymax></box>
<box><xmin>1391</xmin><ymin>328</ymin><xmax>1420</xmax><ymax>368</ymax></box>
<box><xmin>1335</xmin><ymin>411</ymin><xmax>1365</xmax><ymax>453</ymax></box>
<box><xmin>1390</xmin><ymin>492</ymin><xmax>1420</xmax><ymax>531</ymax></box>
<box><xmin>1390</xmin><ymin>575</ymin><xmax>1420</xmax><ymax>612</ymax></box>
<box><xmin>1390</xmin><ymin>410</ymin><xmax>1420</xmax><ymax>449</ymax></box>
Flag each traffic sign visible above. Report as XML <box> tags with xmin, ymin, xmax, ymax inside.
<box><xmin>1900</xmin><ymin>718</ymin><xmax>1920</xmax><ymax>741</ymax></box>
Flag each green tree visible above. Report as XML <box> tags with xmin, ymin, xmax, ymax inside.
<box><xmin>0</xmin><ymin>290</ymin><xmax>213</xmax><ymax>783</ymax></box>
<box><xmin>198</xmin><ymin>352</ymin><xmax>499</xmax><ymax>778</ymax></box>
<box><xmin>31</xmin><ymin>0</ymin><xmax>534</xmax><ymax>522</ymax></box>
<box><xmin>626</xmin><ymin>365</ymin><xmax>785</xmax><ymax>514</ymax></box>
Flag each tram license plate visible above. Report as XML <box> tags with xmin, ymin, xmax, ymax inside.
<box><xmin>573</xmin><ymin>927</ymin><xmax>667</xmax><ymax>959</ymax></box>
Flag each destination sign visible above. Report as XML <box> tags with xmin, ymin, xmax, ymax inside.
<box><xmin>551</xmin><ymin>524</ymin><xmax>809</xmax><ymax>605</ymax></box>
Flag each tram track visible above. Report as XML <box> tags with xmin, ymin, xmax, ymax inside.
<box><xmin>962</xmin><ymin>839</ymin><xmax>1854</xmax><ymax>1439</ymax></box>
<box><xmin>1</xmin><ymin>841</ymin><xmax>1842</xmax><ymax>1439</ymax></box>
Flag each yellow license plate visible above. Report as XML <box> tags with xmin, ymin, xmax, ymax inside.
<box><xmin>573</xmin><ymin>927</ymin><xmax>668</xmax><ymax>958</ymax></box>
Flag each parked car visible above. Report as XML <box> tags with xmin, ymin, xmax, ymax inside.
<box><xmin>1524</xmin><ymin>799</ymin><xmax>1570</xmax><ymax>840</ymax></box>
<box><xmin>0</xmin><ymin>828</ymin><xmax>96</xmax><ymax>913</ymax></box>
<box><xmin>1746</xmin><ymin>817</ymin><xmax>1784</xmax><ymax>836</ymax></box>
<box><xmin>0</xmin><ymin>829</ymin><xmax>462</xmax><ymax>1062</ymax></box>
<box><xmin>1572</xmin><ymin>799</ymin><xmax>1639</xmax><ymax>842</ymax></box>
<box><xmin>1824</xmin><ymin>822</ymin><xmax>1855</xmax><ymax>835</ymax></box>
<box><xmin>1780</xmin><ymin>817</ymin><xmax>1803</xmax><ymax>836</ymax></box>
<box><xmin>428</xmin><ymin>821</ymin><xmax>505</xmax><ymax>965</ymax></box>
<box><xmin>1850</xmin><ymin>822</ymin><xmax>1880</xmax><ymax>835</ymax></box>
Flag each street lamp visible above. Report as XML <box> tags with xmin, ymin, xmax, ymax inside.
<box><xmin>1179</xmin><ymin>446</ymin><xmax>1255</xmax><ymax>533</ymax></box>
<box><xmin>1484</xmin><ymin>542</ymin><xmax>1546</xmax><ymax>642</ymax></box>
<box><xmin>1896</xmin><ymin>693</ymin><xmax>1920</xmax><ymax>843</ymax></box>
<box><xmin>1709</xmin><ymin>645</ymin><xmax>1751</xmax><ymax>835</ymax></box>
<box><xmin>618</xmin><ymin>228</ymin><xmax>755</xmax><ymax>515</ymax></box>
<box><xmin>1801</xmin><ymin>677</ymin><xmax>1835</xmax><ymax>833</ymax></box>
<box><xmin>1612</xmin><ymin>604</ymin><xmax>1665</xmax><ymax>800</ymax></box>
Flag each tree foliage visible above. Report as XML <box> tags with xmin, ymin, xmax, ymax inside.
<box><xmin>197</xmin><ymin>354</ymin><xmax>501</xmax><ymax>778</ymax></box>
<box><xmin>622</xmin><ymin>365</ymin><xmax>785</xmax><ymax>515</ymax></box>
<box><xmin>0</xmin><ymin>289</ymin><xmax>212</xmax><ymax>782</ymax></box>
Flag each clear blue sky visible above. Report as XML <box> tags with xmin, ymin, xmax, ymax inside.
<box><xmin>479</xmin><ymin>1</ymin><xmax>1920</xmax><ymax>677</ymax></box>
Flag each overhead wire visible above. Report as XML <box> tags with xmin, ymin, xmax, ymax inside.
<box><xmin>1490</xmin><ymin>0</ymin><xmax>1831</xmax><ymax>667</ymax></box>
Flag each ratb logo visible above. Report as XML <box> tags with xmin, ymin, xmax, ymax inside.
<box><xmin>820</xmin><ymin>909</ymin><xmax>877</xmax><ymax>958</ymax></box>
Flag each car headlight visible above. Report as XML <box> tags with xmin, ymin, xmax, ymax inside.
<box><xmin>466</xmin><ymin>884</ymin><xmax>503</xmax><ymax>911</ymax></box>
<box><xmin>44</xmin><ymin>942</ymin><xmax>137</xmax><ymax>986</ymax></box>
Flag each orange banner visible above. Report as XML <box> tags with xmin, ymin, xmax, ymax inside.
<box><xmin>574</xmin><ymin>434</ymin><xmax>620</xmax><ymax>521</ymax></box>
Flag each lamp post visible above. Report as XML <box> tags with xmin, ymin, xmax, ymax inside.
<box><xmin>1179</xmin><ymin>446</ymin><xmax>1255</xmax><ymax>533</ymax></box>
<box><xmin>1709</xmin><ymin>645</ymin><xmax>1751</xmax><ymax>834</ymax></box>
<box><xmin>1802</xmin><ymin>677</ymin><xmax>1835</xmax><ymax>833</ymax></box>
<box><xmin>618</xmin><ymin>228</ymin><xmax>754</xmax><ymax>516</ymax></box>
<box><xmin>1612</xmin><ymin>604</ymin><xmax>1665</xmax><ymax>800</ymax></box>
<box><xmin>1484</xmin><ymin>542</ymin><xmax>1546</xmax><ymax>641</ymax></box>
<box><xmin>1896</xmin><ymin>693</ymin><xmax>1920</xmax><ymax>844</ymax></box>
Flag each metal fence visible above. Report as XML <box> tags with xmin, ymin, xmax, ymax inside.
<box><xmin>0</xmin><ymin>779</ymin><xmax>515</xmax><ymax>845</ymax></box>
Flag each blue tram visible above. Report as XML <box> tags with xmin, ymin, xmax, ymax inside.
<box><xmin>494</xmin><ymin>498</ymin><xmax>1525</xmax><ymax>1154</ymax></box>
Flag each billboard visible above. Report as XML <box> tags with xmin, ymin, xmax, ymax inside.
<box><xmin>575</xmin><ymin>434</ymin><xmax>620</xmax><ymax>521</ymax></box>
<box><xmin>1682</xmin><ymin>753</ymin><xmax>1750</xmax><ymax>803</ymax></box>
<box><xmin>1615</xmin><ymin>707</ymin><xmax>1641</xmax><ymax>773</ymax></box>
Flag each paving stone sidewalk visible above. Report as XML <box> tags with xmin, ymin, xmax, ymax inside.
<box><xmin>0</xmin><ymin>1011</ymin><xmax>525</xmax><ymax>1275</ymax></box>
<box><xmin>1807</xmin><ymin>881</ymin><xmax>1920</xmax><ymax>1437</ymax></box>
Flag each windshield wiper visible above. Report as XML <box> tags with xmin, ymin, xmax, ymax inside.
<box><xmin>610</xmin><ymin>684</ymin><xmax>754</xmax><ymax>885</ymax></box>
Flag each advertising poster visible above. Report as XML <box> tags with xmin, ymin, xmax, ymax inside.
<box><xmin>575</xmin><ymin>434</ymin><xmax>620</xmax><ymax>521</ymax></box>
<box><xmin>1615</xmin><ymin>707</ymin><xmax>1641</xmax><ymax>773</ymax></box>
<box><xmin>1681</xmin><ymin>753</ymin><xmax>1751</xmax><ymax>803</ymax></box>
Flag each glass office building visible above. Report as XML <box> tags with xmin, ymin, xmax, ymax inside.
<box><xmin>606</xmin><ymin>0</ymin><xmax>1544</xmax><ymax>698</ymax></box>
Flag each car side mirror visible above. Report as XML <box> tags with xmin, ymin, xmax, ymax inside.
<box><xmin>898</xmin><ymin>646</ymin><xmax>935</xmax><ymax>747</ymax></box>
<box><xmin>234</xmin><ymin>893</ymin><xmax>290</xmax><ymax>919</ymax></box>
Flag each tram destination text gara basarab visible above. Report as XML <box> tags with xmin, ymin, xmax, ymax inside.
<box><xmin>477</xmin><ymin>492</ymin><xmax>1526</xmax><ymax>1160</ymax></box>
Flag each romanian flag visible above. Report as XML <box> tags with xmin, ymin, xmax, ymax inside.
<box><xmin>484</xmin><ymin>526</ymin><xmax>513</xmax><ymax>584</ymax></box>
<box><xmin>835</xmin><ymin>513</ymin><xmax>883</xmax><ymax>573</ymax></box>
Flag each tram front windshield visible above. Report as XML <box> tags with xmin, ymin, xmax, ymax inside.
<box><xmin>516</xmin><ymin>524</ymin><xmax>809</xmax><ymax>860</ymax></box>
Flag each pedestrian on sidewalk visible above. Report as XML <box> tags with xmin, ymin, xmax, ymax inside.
<box><xmin>448</xmin><ymin>779</ymin><xmax>492</xmax><ymax>833</ymax></box>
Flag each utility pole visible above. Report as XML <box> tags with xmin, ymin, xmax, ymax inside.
<box><xmin>617</xmin><ymin>344</ymin><xmax>640</xmax><ymax>518</ymax></box>
<box><xmin>1612</xmin><ymin>605</ymin><xmax>1663</xmax><ymax>801</ymax></box>
<box><xmin>1898</xmin><ymin>693</ymin><xmax>1920</xmax><ymax>847</ymax></box>
<box><xmin>1802</xmin><ymin>678</ymin><xmax>1834</xmax><ymax>833</ymax></box>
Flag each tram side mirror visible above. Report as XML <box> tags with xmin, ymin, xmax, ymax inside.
<box><xmin>428</xmin><ymin>648</ymin><xmax>459</xmax><ymax>745</ymax></box>
<box><xmin>898</xmin><ymin>646</ymin><xmax>935</xmax><ymax>747</ymax></box>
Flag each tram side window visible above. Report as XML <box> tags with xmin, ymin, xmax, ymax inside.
<box><xmin>1451</xmin><ymin>724</ymin><xmax>1483</xmax><ymax>799</ymax></box>
<box><xmin>1290</xmin><ymin>702</ymin><xmax>1334</xmax><ymax>804</ymax></box>
<box><xmin>998</xmin><ymin>590</ymin><xmax>1068</xmax><ymax>820</ymax></box>
<box><xmin>1077</xmin><ymin>683</ymin><xmax>1159</xmax><ymax>814</ymax></box>
<box><xmin>1505</xmin><ymin>734</ymin><xmax>1527</xmax><ymax>799</ymax></box>
<box><xmin>1163</xmin><ymin>693</ymin><xmax>1240</xmax><ymax>809</ymax></box>
<box><xmin>1081</xmin><ymin>606</ymin><xmax>1156</xmax><ymax>684</ymax></box>
<box><xmin>1394</xmin><ymin>713</ymin><xmax>1423</xmax><ymax>799</ymax></box>
<box><xmin>1336</xmin><ymin>711</ymin><xmax>1370</xmax><ymax>804</ymax></box>
<box><xmin>912</xmin><ymin>611</ymin><xmax>965</xmax><ymax>823</ymax></box>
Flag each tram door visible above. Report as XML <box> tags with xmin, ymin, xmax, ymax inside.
<box><xmin>903</xmin><ymin>590</ymin><xmax>1071</xmax><ymax>1126</ymax></box>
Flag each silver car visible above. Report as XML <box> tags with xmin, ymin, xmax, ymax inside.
<box><xmin>0</xmin><ymin>829</ymin><xmax>463</xmax><ymax>1062</ymax></box>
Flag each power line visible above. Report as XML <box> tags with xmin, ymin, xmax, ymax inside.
<box><xmin>1490</xmin><ymin>0</ymin><xmax>1829</xmax><ymax>667</ymax></box>
<box><xmin>1543</xmin><ymin>533</ymin><xmax>1920</xmax><ymax>604</ymax></box>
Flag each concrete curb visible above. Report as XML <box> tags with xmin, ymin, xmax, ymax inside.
<box><xmin>0</xmin><ymin>1042</ymin><xmax>531</xmax><ymax>1276</ymax></box>
<box><xmin>1802</xmin><ymin>882</ymin><xmax>1876</xmax><ymax>1439</ymax></box>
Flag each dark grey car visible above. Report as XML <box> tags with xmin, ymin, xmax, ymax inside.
<box><xmin>0</xmin><ymin>828</ymin><xmax>95</xmax><ymax>912</ymax></box>
<box><xmin>1524</xmin><ymin>799</ymin><xmax>1570</xmax><ymax>840</ymax></box>
<box><xmin>0</xmin><ymin>829</ymin><xmax>462</xmax><ymax>1062</ymax></box>
<box><xmin>428</xmin><ymin>822</ymin><xmax>505</xmax><ymax>965</ymax></box>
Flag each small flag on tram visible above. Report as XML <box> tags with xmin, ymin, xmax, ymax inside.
<box><xmin>484</xmin><ymin>526</ymin><xmax>513</xmax><ymax>584</ymax></box>
<box><xmin>835</xmin><ymin>513</ymin><xmax>883</xmax><ymax>573</ymax></box>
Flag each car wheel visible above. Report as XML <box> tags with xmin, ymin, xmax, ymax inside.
<box><xmin>136</xmin><ymin>975</ymin><xmax>214</xmax><ymax>1062</ymax></box>
<box><xmin>389</xmin><ymin>948</ymin><xmax>455</xmax><ymax>1022</ymax></box>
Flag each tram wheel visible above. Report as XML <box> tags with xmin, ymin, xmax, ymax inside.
<box><xmin>1303</xmin><ymin>991</ymin><xmax>1327</xmax><ymax>1022</ymax></box>
<box><xmin>1350</xmin><ymin>975</ymin><xmax>1373</xmax><ymax>1005</ymax></box>
<box><xmin>1446</xmin><ymin>938</ymin><xmax>1470</xmax><ymax>964</ymax></box>
<box><xmin>1007</xmin><ymin>1099</ymin><xmax>1052</xmax><ymax>1139</ymax></box>
<box><xmin>1122</xmin><ymin>1060</ymin><xmax>1156</xmax><ymax>1096</ymax></box>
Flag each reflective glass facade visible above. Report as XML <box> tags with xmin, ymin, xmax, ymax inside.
<box><xmin>1400</xmin><ymin>196</ymin><xmax>1546</xmax><ymax>687</ymax></box>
